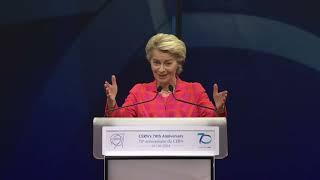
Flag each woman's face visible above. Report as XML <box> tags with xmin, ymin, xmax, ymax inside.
<box><xmin>150</xmin><ymin>49</ymin><xmax>178</xmax><ymax>88</ymax></box>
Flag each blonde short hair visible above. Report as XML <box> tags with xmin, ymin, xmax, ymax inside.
<box><xmin>145</xmin><ymin>33</ymin><xmax>186</xmax><ymax>74</ymax></box>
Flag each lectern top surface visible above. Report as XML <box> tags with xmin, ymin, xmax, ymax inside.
<box><xmin>94</xmin><ymin>117</ymin><xmax>226</xmax><ymax>127</ymax></box>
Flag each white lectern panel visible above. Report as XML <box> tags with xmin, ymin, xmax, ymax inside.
<box><xmin>107</xmin><ymin>159</ymin><xmax>212</xmax><ymax>180</ymax></box>
<box><xmin>102</xmin><ymin>126</ymin><xmax>219</xmax><ymax>157</ymax></box>
<box><xmin>93</xmin><ymin>117</ymin><xmax>228</xmax><ymax>159</ymax></box>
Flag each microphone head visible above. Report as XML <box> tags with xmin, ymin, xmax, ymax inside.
<box><xmin>157</xmin><ymin>86</ymin><xmax>163</xmax><ymax>92</ymax></box>
<box><xmin>168</xmin><ymin>85</ymin><xmax>174</xmax><ymax>92</ymax></box>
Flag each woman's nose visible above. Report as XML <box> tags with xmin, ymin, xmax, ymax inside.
<box><xmin>159</xmin><ymin>64</ymin><xmax>165</xmax><ymax>72</ymax></box>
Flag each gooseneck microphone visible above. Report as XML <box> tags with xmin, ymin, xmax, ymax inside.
<box><xmin>168</xmin><ymin>85</ymin><xmax>217</xmax><ymax>112</ymax></box>
<box><xmin>107</xmin><ymin>86</ymin><xmax>162</xmax><ymax>113</ymax></box>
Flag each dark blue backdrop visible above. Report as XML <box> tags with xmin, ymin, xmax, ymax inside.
<box><xmin>1</xmin><ymin>0</ymin><xmax>319</xmax><ymax>179</ymax></box>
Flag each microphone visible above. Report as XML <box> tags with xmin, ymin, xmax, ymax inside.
<box><xmin>107</xmin><ymin>86</ymin><xmax>162</xmax><ymax>113</ymax></box>
<box><xmin>168</xmin><ymin>85</ymin><xmax>217</xmax><ymax>112</ymax></box>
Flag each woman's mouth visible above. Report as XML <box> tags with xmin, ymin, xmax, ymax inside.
<box><xmin>158</xmin><ymin>74</ymin><xmax>167</xmax><ymax>79</ymax></box>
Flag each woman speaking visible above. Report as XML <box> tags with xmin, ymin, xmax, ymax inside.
<box><xmin>104</xmin><ymin>33</ymin><xmax>228</xmax><ymax>117</ymax></box>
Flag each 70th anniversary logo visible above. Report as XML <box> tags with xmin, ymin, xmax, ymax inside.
<box><xmin>197</xmin><ymin>133</ymin><xmax>212</xmax><ymax>144</ymax></box>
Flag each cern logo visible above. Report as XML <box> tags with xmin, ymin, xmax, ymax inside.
<box><xmin>197</xmin><ymin>133</ymin><xmax>212</xmax><ymax>144</ymax></box>
<box><xmin>110</xmin><ymin>134</ymin><xmax>124</xmax><ymax>149</ymax></box>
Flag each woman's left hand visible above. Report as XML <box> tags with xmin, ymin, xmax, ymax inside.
<box><xmin>213</xmin><ymin>83</ymin><xmax>228</xmax><ymax>113</ymax></box>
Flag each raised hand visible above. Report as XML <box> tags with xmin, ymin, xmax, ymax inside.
<box><xmin>213</xmin><ymin>83</ymin><xmax>228</xmax><ymax>113</ymax></box>
<box><xmin>104</xmin><ymin>75</ymin><xmax>118</xmax><ymax>107</ymax></box>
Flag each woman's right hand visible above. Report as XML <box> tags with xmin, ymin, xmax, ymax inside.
<box><xmin>104</xmin><ymin>75</ymin><xmax>118</xmax><ymax>107</ymax></box>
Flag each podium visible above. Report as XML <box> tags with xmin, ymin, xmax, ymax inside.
<box><xmin>93</xmin><ymin>117</ymin><xmax>228</xmax><ymax>180</ymax></box>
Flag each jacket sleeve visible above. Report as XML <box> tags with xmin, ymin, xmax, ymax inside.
<box><xmin>194</xmin><ymin>83</ymin><xmax>227</xmax><ymax>117</ymax></box>
<box><xmin>105</xmin><ymin>84</ymin><xmax>141</xmax><ymax>117</ymax></box>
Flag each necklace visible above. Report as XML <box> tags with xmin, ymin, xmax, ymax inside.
<box><xmin>161</xmin><ymin>89</ymin><xmax>171</xmax><ymax>94</ymax></box>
